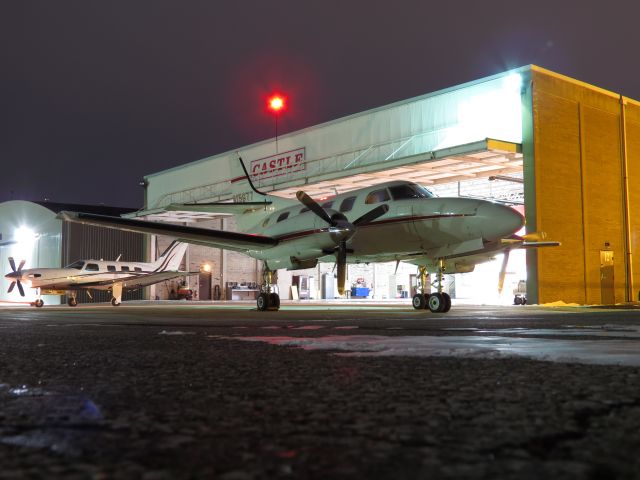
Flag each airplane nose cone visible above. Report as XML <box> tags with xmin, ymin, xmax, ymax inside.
<box><xmin>476</xmin><ymin>202</ymin><xmax>524</xmax><ymax>239</ymax></box>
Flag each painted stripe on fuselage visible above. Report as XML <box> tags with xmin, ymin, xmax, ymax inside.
<box><xmin>272</xmin><ymin>213</ymin><xmax>474</xmax><ymax>242</ymax></box>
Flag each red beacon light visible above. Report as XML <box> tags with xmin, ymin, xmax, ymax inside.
<box><xmin>268</xmin><ymin>95</ymin><xmax>285</xmax><ymax>113</ymax></box>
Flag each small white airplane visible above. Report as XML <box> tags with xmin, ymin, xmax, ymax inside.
<box><xmin>4</xmin><ymin>241</ymin><xmax>190</xmax><ymax>307</ymax></box>
<box><xmin>58</xmin><ymin>158</ymin><xmax>558</xmax><ymax>312</ymax></box>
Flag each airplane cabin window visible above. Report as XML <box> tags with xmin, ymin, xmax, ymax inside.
<box><xmin>277</xmin><ymin>211</ymin><xmax>290</xmax><ymax>222</ymax></box>
<box><xmin>365</xmin><ymin>189</ymin><xmax>391</xmax><ymax>204</ymax></box>
<box><xmin>134</xmin><ymin>267</ymin><xmax>142</xmax><ymax>272</ymax></box>
<box><xmin>67</xmin><ymin>261</ymin><xmax>85</xmax><ymax>270</ymax></box>
<box><xmin>340</xmin><ymin>196</ymin><xmax>356</xmax><ymax>212</ymax></box>
<box><xmin>85</xmin><ymin>263</ymin><xmax>99</xmax><ymax>271</ymax></box>
<box><xmin>107</xmin><ymin>265</ymin><xmax>116</xmax><ymax>272</ymax></box>
<box><xmin>121</xmin><ymin>266</ymin><xmax>130</xmax><ymax>272</ymax></box>
<box><xmin>389</xmin><ymin>184</ymin><xmax>432</xmax><ymax>200</ymax></box>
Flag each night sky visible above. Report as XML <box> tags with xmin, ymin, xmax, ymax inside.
<box><xmin>2</xmin><ymin>1</ymin><xmax>639</xmax><ymax>208</ymax></box>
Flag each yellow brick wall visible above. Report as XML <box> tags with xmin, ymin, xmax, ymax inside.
<box><xmin>531</xmin><ymin>67</ymin><xmax>635</xmax><ymax>304</ymax></box>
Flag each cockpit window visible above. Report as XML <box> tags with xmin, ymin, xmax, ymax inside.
<box><xmin>365</xmin><ymin>189</ymin><xmax>391</xmax><ymax>204</ymax></box>
<box><xmin>66</xmin><ymin>261</ymin><xmax>85</xmax><ymax>270</ymax></box>
<box><xmin>321</xmin><ymin>201</ymin><xmax>334</xmax><ymax>209</ymax></box>
<box><xmin>388</xmin><ymin>184</ymin><xmax>434</xmax><ymax>200</ymax></box>
<box><xmin>85</xmin><ymin>263</ymin><xmax>99</xmax><ymax>271</ymax></box>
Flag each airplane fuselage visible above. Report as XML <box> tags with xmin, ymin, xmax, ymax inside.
<box><xmin>12</xmin><ymin>259</ymin><xmax>162</xmax><ymax>293</ymax></box>
<box><xmin>239</xmin><ymin>180</ymin><xmax>524</xmax><ymax>271</ymax></box>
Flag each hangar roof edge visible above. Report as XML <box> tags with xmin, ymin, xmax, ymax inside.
<box><xmin>144</xmin><ymin>65</ymin><xmax>535</xmax><ymax>180</ymax></box>
<box><xmin>0</xmin><ymin>200</ymin><xmax>136</xmax><ymax>217</ymax></box>
<box><xmin>530</xmin><ymin>65</ymin><xmax>638</xmax><ymax>101</ymax></box>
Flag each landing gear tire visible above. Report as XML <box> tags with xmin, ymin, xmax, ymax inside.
<box><xmin>412</xmin><ymin>293</ymin><xmax>426</xmax><ymax>310</ymax></box>
<box><xmin>428</xmin><ymin>293</ymin><xmax>446</xmax><ymax>313</ymax></box>
<box><xmin>67</xmin><ymin>297</ymin><xmax>78</xmax><ymax>307</ymax></box>
<box><xmin>257</xmin><ymin>292</ymin><xmax>269</xmax><ymax>311</ymax></box>
<box><xmin>442</xmin><ymin>292</ymin><xmax>452</xmax><ymax>313</ymax></box>
<box><xmin>111</xmin><ymin>298</ymin><xmax>120</xmax><ymax>307</ymax></box>
<box><xmin>34</xmin><ymin>299</ymin><xmax>44</xmax><ymax>308</ymax></box>
<box><xmin>268</xmin><ymin>293</ymin><xmax>280</xmax><ymax>310</ymax></box>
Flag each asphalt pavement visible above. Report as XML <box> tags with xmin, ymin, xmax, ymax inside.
<box><xmin>1</xmin><ymin>301</ymin><xmax>640</xmax><ymax>479</ymax></box>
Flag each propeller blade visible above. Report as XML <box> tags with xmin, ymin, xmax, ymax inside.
<box><xmin>498</xmin><ymin>249</ymin><xmax>510</xmax><ymax>294</ymax></box>
<box><xmin>7</xmin><ymin>281</ymin><xmax>15</xmax><ymax>294</ymax></box>
<box><xmin>8</xmin><ymin>257</ymin><xmax>16</xmax><ymax>273</ymax></box>
<box><xmin>353</xmin><ymin>204</ymin><xmax>389</xmax><ymax>226</ymax></box>
<box><xmin>17</xmin><ymin>259</ymin><xmax>25</xmax><ymax>272</ymax></box>
<box><xmin>296</xmin><ymin>191</ymin><xmax>334</xmax><ymax>226</ymax></box>
<box><xmin>16</xmin><ymin>280</ymin><xmax>25</xmax><ymax>297</ymax></box>
<box><xmin>336</xmin><ymin>241</ymin><xmax>347</xmax><ymax>295</ymax></box>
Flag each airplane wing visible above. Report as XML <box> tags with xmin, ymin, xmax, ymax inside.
<box><xmin>58</xmin><ymin>211</ymin><xmax>278</xmax><ymax>253</ymax></box>
<box><xmin>164</xmin><ymin>201</ymin><xmax>271</xmax><ymax>215</ymax></box>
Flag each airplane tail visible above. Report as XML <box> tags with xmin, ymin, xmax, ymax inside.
<box><xmin>152</xmin><ymin>241</ymin><xmax>188</xmax><ymax>272</ymax></box>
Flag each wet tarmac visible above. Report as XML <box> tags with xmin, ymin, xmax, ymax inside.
<box><xmin>1</xmin><ymin>301</ymin><xmax>640</xmax><ymax>478</ymax></box>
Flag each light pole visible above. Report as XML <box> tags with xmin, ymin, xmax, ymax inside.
<box><xmin>268</xmin><ymin>94</ymin><xmax>285</xmax><ymax>153</ymax></box>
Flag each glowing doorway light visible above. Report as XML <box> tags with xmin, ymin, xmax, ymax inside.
<box><xmin>15</xmin><ymin>226</ymin><xmax>38</xmax><ymax>245</ymax></box>
<box><xmin>12</xmin><ymin>226</ymin><xmax>39</xmax><ymax>268</ymax></box>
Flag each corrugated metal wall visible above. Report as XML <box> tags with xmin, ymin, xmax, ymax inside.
<box><xmin>527</xmin><ymin>66</ymin><xmax>639</xmax><ymax>304</ymax></box>
<box><xmin>62</xmin><ymin>222</ymin><xmax>145</xmax><ymax>304</ymax></box>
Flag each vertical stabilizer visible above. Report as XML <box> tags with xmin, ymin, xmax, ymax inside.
<box><xmin>152</xmin><ymin>241</ymin><xmax>188</xmax><ymax>271</ymax></box>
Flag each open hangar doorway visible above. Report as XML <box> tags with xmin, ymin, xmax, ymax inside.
<box><xmin>272</xmin><ymin>139</ymin><xmax>527</xmax><ymax>305</ymax></box>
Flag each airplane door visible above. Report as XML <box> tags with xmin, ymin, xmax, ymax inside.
<box><xmin>600</xmin><ymin>250</ymin><xmax>615</xmax><ymax>305</ymax></box>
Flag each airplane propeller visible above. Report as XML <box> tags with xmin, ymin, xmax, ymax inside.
<box><xmin>296</xmin><ymin>190</ymin><xmax>389</xmax><ymax>295</ymax></box>
<box><xmin>6</xmin><ymin>257</ymin><xmax>26</xmax><ymax>297</ymax></box>
<box><xmin>497</xmin><ymin>248</ymin><xmax>510</xmax><ymax>294</ymax></box>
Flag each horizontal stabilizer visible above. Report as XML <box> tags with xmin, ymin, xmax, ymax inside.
<box><xmin>57</xmin><ymin>211</ymin><xmax>278</xmax><ymax>252</ymax></box>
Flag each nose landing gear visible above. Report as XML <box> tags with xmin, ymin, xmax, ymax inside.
<box><xmin>412</xmin><ymin>260</ymin><xmax>451</xmax><ymax>313</ymax></box>
<box><xmin>257</xmin><ymin>268</ymin><xmax>280</xmax><ymax>311</ymax></box>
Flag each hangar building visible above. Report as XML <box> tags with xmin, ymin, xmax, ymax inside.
<box><xmin>0</xmin><ymin>201</ymin><xmax>145</xmax><ymax>305</ymax></box>
<box><xmin>122</xmin><ymin>65</ymin><xmax>640</xmax><ymax>305</ymax></box>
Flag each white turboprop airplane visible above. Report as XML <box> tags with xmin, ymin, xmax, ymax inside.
<box><xmin>58</xmin><ymin>158</ymin><xmax>558</xmax><ymax>313</ymax></box>
<box><xmin>4</xmin><ymin>241</ymin><xmax>190</xmax><ymax>307</ymax></box>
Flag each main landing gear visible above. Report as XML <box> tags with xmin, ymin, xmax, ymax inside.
<box><xmin>257</xmin><ymin>268</ymin><xmax>280</xmax><ymax>311</ymax></box>
<box><xmin>33</xmin><ymin>288</ymin><xmax>44</xmax><ymax>308</ymax></box>
<box><xmin>110</xmin><ymin>283</ymin><xmax>122</xmax><ymax>306</ymax></box>
<box><xmin>412</xmin><ymin>261</ymin><xmax>451</xmax><ymax>313</ymax></box>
